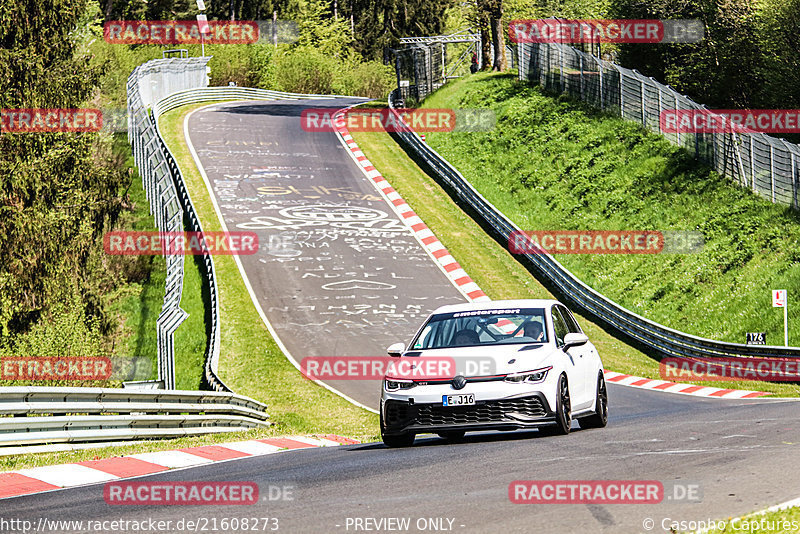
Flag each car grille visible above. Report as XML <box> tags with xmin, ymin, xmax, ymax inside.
<box><xmin>385</xmin><ymin>396</ymin><xmax>548</xmax><ymax>428</ymax></box>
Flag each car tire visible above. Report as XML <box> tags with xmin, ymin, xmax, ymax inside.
<box><xmin>579</xmin><ymin>372</ymin><xmax>608</xmax><ymax>429</ymax></box>
<box><xmin>437</xmin><ymin>431</ymin><xmax>466</xmax><ymax>441</ymax></box>
<box><xmin>380</xmin><ymin>410</ymin><xmax>415</xmax><ymax>447</ymax></box>
<box><xmin>541</xmin><ymin>373</ymin><xmax>571</xmax><ymax>436</ymax></box>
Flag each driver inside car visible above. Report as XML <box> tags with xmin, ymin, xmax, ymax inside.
<box><xmin>522</xmin><ymin>321</ymin><xmax>544</xmax><ymax>341</ymax></box>
<box><xmin>452</xmin><ymin>329</ymin><xmax>480</xmax><ymax>346</ymax></box>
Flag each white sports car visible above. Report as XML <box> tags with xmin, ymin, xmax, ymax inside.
<box><xmin>380</xmin><ymin>299</ymin><xmax>607</xmax><ymax>447</ymax></box>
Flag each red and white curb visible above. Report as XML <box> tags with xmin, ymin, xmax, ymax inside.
<box><xmin>603</xmin><ymin>370</ymin><xmax>769</xmax><ymax>398</ymax></box>
<box><xmin>0</xmin><ymin>434</ymin><xmax>359</xmax><ymax>500</ymax></box>
<box><xmin>334</xmin><ymin>123</ymin><xmax>490</xmax><ymax>304</ymax></box>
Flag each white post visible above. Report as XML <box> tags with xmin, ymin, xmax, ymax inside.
<box><xmin>774</xmin><ymin>289</ymin><xmax>789</xmax><ymax>346</ymax></box>
<box><xmin>785</xmin><ymin>294</ymin><xmax>789</xmax><ymax>347</ymax></box>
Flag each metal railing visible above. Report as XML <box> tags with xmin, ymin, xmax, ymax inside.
<box><xmin>126</xmin><ymin>52</ymin><xmax>357</xmax><ymax>393</ymax></box>
<box><xmin>127</xmin><ymin>58</ymin><xmax>212</xmax><ymax>390</ymax></box>
<box><xmin>0</xmin><ymin>387</ymin><xmax>269</xmax><ymax>447</ymax></box>
<box><xmin>388</xmin><ymin>88</ymin><xmax>800</xmax><ymax>360</ymax></box>
<box><xmin>392</xmin><ymin>31</ymin><xmax>482</xmax><ymax>103</ymax></box>
<box><xmin>517</xmin><ymin>42</ymin><xmax>800</xmax><ymax>209</ymax></box>
<box><xmin>147</xmin><ymin>85</ymin><xmax>344</xmax><ymax>392</ymax></box>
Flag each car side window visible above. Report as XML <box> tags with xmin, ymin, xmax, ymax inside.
<box><xmin>551</xmin><ymin>307</ymin><xmax>569</xmax><ymax>347</ymax></box>
<box><xmin>557</xmin><ymin>305</ymin><xmax>582</xmax><ymax>334</ymax></box>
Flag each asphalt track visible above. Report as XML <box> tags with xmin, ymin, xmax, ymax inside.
<box><xmin>5</xmin><ymin>98</ymin><xmax>799</xmax><ymax>534</ymax></box>
<box><xmin>184</xmin><ymin>98</ymin><xmax>467</xmax><ymax>409</ymax></box>
<box><xmin>5</xmin><ymin>386</ymin><xmax>800</xmax><ymax>533</ymax></box>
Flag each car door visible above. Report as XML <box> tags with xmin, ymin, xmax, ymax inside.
<box><xmin>554</xmin><ymin>305</ymin><xmax>592</xmax><ymax>409</ymax></box>
<box><xmin>561</xmin><ymin>306</ymin><xmax>600</xmax><ymax>393</ymax></box>
<box><xmin>550</xmin><ymin>306</ymin><xmax>585</xmax><ymax>407</ymax></box>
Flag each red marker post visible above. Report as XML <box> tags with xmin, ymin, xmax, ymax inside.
<box><xmin>196</xmin><ymin>14</ymin><xmax>210</xmax><ymax>56</ymax></box>
<box><xmin>773</xmin><ymin>289</ymin><xmax>788</xmax><ymax>346</ymax></box>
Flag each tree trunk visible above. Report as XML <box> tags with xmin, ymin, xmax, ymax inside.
<box><xmin>490</xmin><ymin>3</ymin><xmax>506</xmax><ymax>71</ymax></box>
<box><xmin>480</xmin><ymin>21</ymin><xmax>491</xmax><ymax>70</ymax></box>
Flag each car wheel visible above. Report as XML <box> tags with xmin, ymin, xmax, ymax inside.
<box><xmin>437</xmin><ymin>430</ymin><xmax>466</xmax><ymax>441</ymax></box>
<box><xmin>541</xmin><ymin>373</ymin><xmax>571</xmax><ymax>436</ymax></box>
<box><xmin>380</xmin><ymin>410</ymin><xmax>415</xmax><ymax>447</ymax></box>
<box><xmin>579</xmin><ymin>372</ymin><xmax>608</xmax><ymax>429</ymax></box>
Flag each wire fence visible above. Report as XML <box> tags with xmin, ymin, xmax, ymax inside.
<box><xmin>393</xmin><ymin>43</ymin><xmax>445</xmax><ymax>102</ymax></box>
<box><xmin>127</xmin><ymin>57</ymin><xmax>210</xmax><ymax>390</ymax></box>
<box><xmin>127</xmin><ymin>59</ymin><xmax>353</xmax><ymax>391</ymax></box>
<box><xmin>517</xmin><ymin>42</ymin><xmax>800</xmax><ymax>208</ymax></box>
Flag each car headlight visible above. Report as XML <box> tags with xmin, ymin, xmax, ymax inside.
<box><xmin>504</xmin><ymin>366</ymin><xmax>552</xmax><ymax>384</ymax></box>
<box><xmin>384</xmin><ymin>378</ymin><xmax>415</xmax><ymax>391</ymax></box>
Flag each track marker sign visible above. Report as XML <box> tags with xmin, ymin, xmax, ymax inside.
<box><xmin>772</xmin><ymin>289</ymin><xmax>788</xmax><ymax>346</ymax></box>
<box><xmin>745</xmin><ymin>332</ymin><xmax>766</xmax><ymax>345</ymax></box>
<box><xmin>196</xmin><ymin>14</ymin><xmax>210</xmax><ymax>56</ymax></box>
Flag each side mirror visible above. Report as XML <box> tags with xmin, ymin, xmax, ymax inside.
<box><xmin>563</xmin><ymin>332</ymin><xmax>588</xmax><ymax>349</ymax></box>
<box><xmin>387</xmin><ymin>342</ymin><xmax>405</xmax><ymax>357</ymax></box>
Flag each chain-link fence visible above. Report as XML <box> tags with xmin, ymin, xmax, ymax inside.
<box><xmin>518</xmin><ymin>42</ymin><xmax>800</xmax><ymax>209</ymax></box>
<box><xmin>393</xmin><ymin>43</ymin><xmax>445</xmax><ymax>102</ymax></box>
<box><xmin>388</xmin><ymin>87</ymin><xmax>800</xmax><ymax>359</ymax></box>
<box><xmin>392</xmin><ymin>32</ymin><xmax>482</xmax><ymax>104</ymax></box>
<box><xmin>126</xmin><ymin>57</ymin><xmax>210</xmax><ymax>389</ymax></box>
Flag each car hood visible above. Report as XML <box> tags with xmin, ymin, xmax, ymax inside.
<box><xmin>394</xmin><ymin>344</ymin><xmax>561</xmax><ymax>379</ymax></box>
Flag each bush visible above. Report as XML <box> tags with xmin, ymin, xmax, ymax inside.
<box><xmin>269</xmin><ymin>46</ymin><xmax>338</xmax><ymax>95</ymax></box>
<box><xmin>334</xmin><ymin>59</ymin><xmax>395</xmax><ymax>99</ymax></box>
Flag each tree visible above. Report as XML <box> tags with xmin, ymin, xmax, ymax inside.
<box><xmin>0</xmin><ymin>0</ymin><xmax>127</xmax><ymax>336</ymax></box>
<box><xmin>347</xmin><ymin>0</ymin><xmax>453</xmax><ymax>61</ymax></box>
<box><xmin>486</xmin><ymin>0</ymin><xmax>506</xmax><ymax>70</ymax></box>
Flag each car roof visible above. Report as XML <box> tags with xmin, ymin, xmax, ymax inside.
<box><xmin>430</xmin><ymin>299</ymin><xmax>560</xmax><ymax>315</ymax></box>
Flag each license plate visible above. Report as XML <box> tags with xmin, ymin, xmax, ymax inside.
<box><xmin>443</xmin><ymin>394</ymin><xmax>475</xmax><ymax>406</ymax></box>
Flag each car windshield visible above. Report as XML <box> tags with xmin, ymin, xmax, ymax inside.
<box><xmin>411</xmin><ymin>307</ymin><xmax>548</xmax><ymax>349</ymax></box>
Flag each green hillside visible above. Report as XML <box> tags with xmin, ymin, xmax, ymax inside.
<box><xmin>421</xmin><ymin>72</ymin><xmax>800</xmax><ymax>347</ymax></box>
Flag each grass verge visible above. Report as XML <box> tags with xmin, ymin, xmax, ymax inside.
<box><xmin>700</xmin><ymin>505</ymin><xmax>800</xmax><ymax>533</ymax></box>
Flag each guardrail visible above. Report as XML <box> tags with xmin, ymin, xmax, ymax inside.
<box><xmin>127</xmin><ymin>58</ymin><xmax>211</xmax><ymax>390</ymax></box>
<box><xmin>127</xmin><ymin>58</ymin><xmax>351</xmax><ymax>393</ymax></box>
<box><xmin>0</xmin><ymin>74</ymin><xmax>351</xmax><ymax>448</ymax></box>
<box><xmin>387</xmin><ymin>88</ymin><xmax>800</xmax><ymax>361</ymax></box>
<box><xmin>0</xmin><ymin>387</ymin><xmax>269</xmax><ymax>447</ymax></box>
<box><xmin>147</xmin><ymin>85</ymin><xmax>344</xmax><ymax>392</ymax></box>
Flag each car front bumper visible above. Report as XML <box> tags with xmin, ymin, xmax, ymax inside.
<box><xmin>381</xmin><ymin>391</ymin><xmax>556</xmax><ymax>435</ymax></box>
